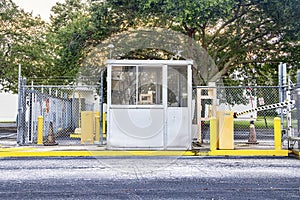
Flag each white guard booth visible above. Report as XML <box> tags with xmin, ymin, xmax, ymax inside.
<box><xmin>106</xmin><ymin>60</ymin><xmax>193</xmax><ymax>150</ymax></box>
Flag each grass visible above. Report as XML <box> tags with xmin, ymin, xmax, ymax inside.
<box><xmin>236</xmin><ymin>116</ymin><xmax>275</xmax><ymax>129</ymax></box>
<box><xmin>234</xmin><ymin>118</ymin><xmax>273</xmax><ymax>129</ymax></box>
<box><xmin>234</xmin><ymin>116</ymin><xmax>298</xmax><ymax>129</ymax></box>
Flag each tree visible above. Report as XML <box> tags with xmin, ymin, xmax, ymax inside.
<box><xmin>47</xmin><ymin>0</ymin><xmax>132</xmax><ymax>83</ymax></box>
<box><xmin>3</xmin><ymin>0</ymin><xmax>298</xmax><ymax>91</ymax></box>
<box><xmin>225</xmin><ymin>0</ymin><xmax>300</xmax><ymax>85</ymax></box>
<box><xmin>135</xmin><ymin>0</ymin><xmax>300</xmax><ymax>85</ymax></box>
<box><xmin>0</xmin><ymin>0</ymin><xmax>50</xmax><ymax>92</ymax></box>
<box><xmin>46</xmin><ymin>0</ymin><xmax>91</xmax><ymax>84</ymax></box>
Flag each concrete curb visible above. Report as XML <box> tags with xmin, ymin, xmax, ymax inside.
<box><xmin>0</xmin><ymin>146</ymin><xmax>294</xmax><ymax>158</ymax></box>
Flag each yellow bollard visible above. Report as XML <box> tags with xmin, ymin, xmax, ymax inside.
<box><xmin>210</xmin><ymin>117</ymin><xmax>218</xmax><ymax>151</ymax></box>
<box><xmin>274</xmin><ymin>117</ymin><xmax>282</xmax><ymax>150</ymax></box>
<box><xmin>95</xmin><ymin>115</ymin><xmax>100</xmax><ymax>142</ymax></box>
<box><xmin>37</xmin><ymin>116</ymin><xmax>44</xmax><ymax>145</ymax></box>
<box><xmin>103</xmin><ymin>112</ymin><xmax>106</xmax><ymax>134</ymax></box>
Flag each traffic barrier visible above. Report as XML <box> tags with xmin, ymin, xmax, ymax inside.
<box><xmin>235</xmin><ymin>100</ymin><xmax>295</xmax><ymax>117</ymax></box>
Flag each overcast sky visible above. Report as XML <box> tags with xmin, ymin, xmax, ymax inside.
<box><xmin>12</xmin><ymin>0</ymin><xmax>64</xmax><ymax>21</ymax></box>
<box><xmin>1</xmin><ymin>1</ymin><xmax>64</xmax><ymax>120</ymax></box>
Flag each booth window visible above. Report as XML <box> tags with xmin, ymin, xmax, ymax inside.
<box><xmin>111</xmin><ymin>66</ymin><xmax>136</xmax><ymax>105</ymax></box>
<box><xmin>168</xmin><ymin>66</ymin><xmax>188</xmax><ymax>107</ymax></box>
<box><xmin>138</xmin><ymin>66</ymin><xmax>162</xmax><ymax>105</ymax></box>
<box><xmin>111</xmin><ymin>66</ymin><xmax>162</xmax><ymax>105</ymax></box>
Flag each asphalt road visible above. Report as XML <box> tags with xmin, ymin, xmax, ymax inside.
<box><xmin>0</xmin><ymin>156</ymin><xmax>299</xmax><ymax>200</ymax></box>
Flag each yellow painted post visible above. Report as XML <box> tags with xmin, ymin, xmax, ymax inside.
<box><xmin>37</xmin><ymin>116</ymin><xmax>44</xmax><ymax>145</ymax></box>
<box><xmin>210</xmin><ymin>117</ymin><xmax>217</xmax><ymax>151</ymax></box>
<box><xmin>274</xmin><ymin>117</ymin><xmax>282</xmax><ymax>150</ymax></box>
<box><xmin>95</xmin><ymin>115</ymin><xmax>100</xmax><ymax>142</ymax></box>
<box><xmin>103</xmin><ymin>112</ymin><xmax>106</xmax><ymax>134</ymax></box>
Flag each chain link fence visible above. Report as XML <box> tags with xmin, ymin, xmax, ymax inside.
<box><xmin>16</xmin><ymin>79</ymin><xmax>298</xmax><ymax>148</ymax></box>
<box><xmin>17</xmin><ymin>81</ymin><xmax>101</xmax><ymax>146</ymax></box>
<box><xmin>193</xmin><ymin>85</ymin><xmax>298</xmax><ymax>148</ymax></box>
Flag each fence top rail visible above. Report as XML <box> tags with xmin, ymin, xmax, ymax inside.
<box><xmin>193</xmin><ymin>85</ymin><xmax>280</xmax><ymax>89</ymax></box>
<box><xmin>24</xmin><ymin>85</ymin><xmax>99</xmax><ymax>89</ymax></box>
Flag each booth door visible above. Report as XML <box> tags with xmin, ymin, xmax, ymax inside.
<box><xmin>167</xmin><ymin>66</ymin><xmax>190</xmax><ymax>149</ymax></box>
<box><xmin>167</xmin><ymin>107</ymin><xmax>189</xmax><ymax>148</ymax></box>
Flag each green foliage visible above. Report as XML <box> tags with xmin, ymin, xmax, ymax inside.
<box><xmin>139</xmin><ymin>0</ymin><xmax>300</xmax><ymax>84</ymax></box>
<box><xmin>1</xmin><ymin>0</ymin><xmax>299</xmax><ymax>93</ymax></box>
<box><xmin>0</xmin><ymin>0</ymin><xmax>51</xmax><ymax>92</ymax></box>
<box><xmin>46</xmin><ymin>0</ymin><xmax>90</xmax><ymax>83</ymax></box>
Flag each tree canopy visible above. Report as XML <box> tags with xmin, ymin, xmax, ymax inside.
<box><xmin>0</xmin><ymin>0</ymin><xmax>299</xmax><ymax>92</ymax></box>
<box><xmin>0</xmin><ymin>0</ymin><xmax>51</xmax><ymax>92</ymax></box>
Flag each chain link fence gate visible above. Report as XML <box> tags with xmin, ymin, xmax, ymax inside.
<box><xmin>17</xmin><ymin>80</ymin><xmax>102</xmax><ymax>146</ymax></box>
<box><xmin>193</xmin><ymin>85</ymin><xmax>298</xmax><ymax>148</ymax></box>
<box><xmin>290</xmin><ymin>82</ymin><xmax>300</xmax><ymax>149</ymax></box>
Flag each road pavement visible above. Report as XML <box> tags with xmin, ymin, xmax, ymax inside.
<box><xmin>0</xmin><ymin>156</ymin><xmax>299</xmax><ymax>199</ymax></box>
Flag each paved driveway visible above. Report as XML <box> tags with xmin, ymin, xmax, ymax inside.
<box><xmin>0</xmin><ymin>156</ymin><xmax>299</xmax><ymax>199</ymax></box>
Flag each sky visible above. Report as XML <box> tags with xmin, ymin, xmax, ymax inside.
<box><xmin>12</xmin><ymin>0</ymin><xmax>64</xmax><ymax>21</ymax></box>
<box><xmin>1</xmin><ymin>1</ymin><xmax>64</xmax><ymax>120</ymax></box>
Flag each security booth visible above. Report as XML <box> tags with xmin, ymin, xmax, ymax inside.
<box><xmin>106</xmin><ymin>60</ymin><xmax>193</xmax><ymax>150</ymax></box>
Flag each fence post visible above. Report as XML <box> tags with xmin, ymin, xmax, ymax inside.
<box><xmin>297</xmin><ymin>70</ymin><xmax>300</xmax><ymax>149</ymax></box>
<box><xmin>196</xmin><ymin>88</ymin><xmax>202</xmax><ymax>143</ymax></box>
<box><xmin>37</xmin><ymin>116</ymin><xmax>44</xmax><ymax>145</ymax></box>
<box><xmin>17</xmin><ymin>64</ymin><xmax>22</xmax><ymax>145</ymax></box>
<box><xmin>99</xmin><ymin>68</ymin><xmax>105</xmax><ymax>145</ymax></box>
<box><xmin>274</xmin><ymin>117</ymin><xmax>282</xmax><ymax>150</ymax></box>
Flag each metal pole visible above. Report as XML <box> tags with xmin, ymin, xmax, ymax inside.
<box><xmin>297</xmin><ymin>70</ymin><xmax>300</xmax><ymax>149</ymax></box>
<box><xmin>17</xmin><ymin>64</ymin><xmax>22</xmax><ymax>145</ymax></box>
<box><xmin>286</xmin><ymin>76</ymin><xmax>292</xmax><ymax>139</ymax></box>
<box><xmin>21</xmin><ymin>78</ymin><xmax>27</xmax><ymax>144</ymax></box>
<box><xmin>99</xmin><ymin>68</ymin><xmax>106</xmax><ymax>145</ymax></box>
<box><xmin>278</xmin><ymin>63</ymin><xmax>287</xmax><ymax>130</ymax></box>
<box><xmin>28</xmin><ymin>81</ymin><xmax>33</xmax><ymax>143</ymax></box>
<box><xmin>278</xmin><ymin>63</ymin><xmax>283</xmax><ymax>128</ymax></box>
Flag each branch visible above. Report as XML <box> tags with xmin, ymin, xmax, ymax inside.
<box><xmin>211</xmin><ymin>37</ymin><xmax>240</xmax><ymax>60</ymax></box>
<box><xmin>209</xmin><ymin>55</ymin><xmax>238</xmax><ymax>82</ymax></box>
<box><xmin>206</xmin><ymin>3</ymin><xmax>247</xmax><ymax>47</ymax></box>
<box><xmin>237</xmin><ymin>58</ymin><xmax>282</xmax><ymax>65</ymax></box>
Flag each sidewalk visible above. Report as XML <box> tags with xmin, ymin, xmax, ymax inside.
<box><xmin>1</xmin><ymin>142</ymin><xmax>297</xmax><ymax>158</ymax></box>
<box><xmin>0</xmin><ymin>123</ymin><xmax>298</xmax><ymax>158</ymax></box>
